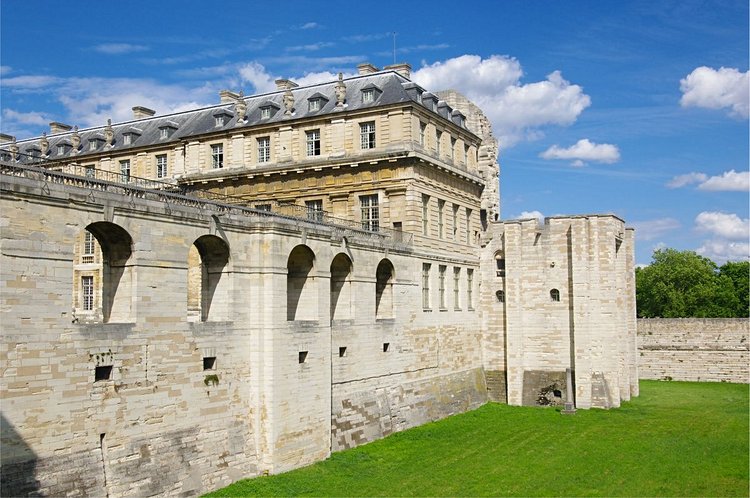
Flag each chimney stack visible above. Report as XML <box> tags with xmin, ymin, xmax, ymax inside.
<box><xmin>219</xmin><ymin>90</ymin><xmax>240</xmax><ymax>103</ymax></box>
<box><xmin>0</xmin><ymin>134</ymin><xmax>15</xmax><ymax>144</ymax></box>
<box><xmin>132</xmin><ymin>106</ymin><xmax>156</xmax><ymax>119</ymax></box>
<box><xmin>357</xmin><ymin>63</ymin><xmax>380</xmax><ymax>75</ymax></box>
<box><xmin>384</xmin><ymin>63</ymin><xmax>411</xmax><ymax>80</ymax></box>
<box><xmin>49</xmin><ymin>122</ymin><xmax>72</xmax><ymax>134</ymax></box>
<box><xmin>274</xmin><ymin>79</ymin><xmax>299</xmax><ymax>91</ymax></box>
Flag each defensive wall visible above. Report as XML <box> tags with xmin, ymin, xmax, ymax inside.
<box><xmin>637</xmin><ymin>318</ymin><xmax>749</xmax><ymax>383</ymax></box>
<box><xmin>0</xmin><ymin>166</ymin><xmax>486</xmax><ymax>496</ymax></box>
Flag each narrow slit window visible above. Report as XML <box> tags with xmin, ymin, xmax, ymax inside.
<box><xmin>383</xmin><ymin>343</ymin><xmax>390</xmax><ymax>352</ymax></box>
<box><xmin>338</xmin><ymin>347</ymin><xmax>347</xmax><ymax>358</ymax></box>
<box><xmin>298</xmin><ymin>351</ymin><xmax>308</xmax><ymax>364</ymax></box>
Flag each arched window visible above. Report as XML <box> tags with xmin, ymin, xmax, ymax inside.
<box><xmin>496</xmin><ymin>290</ymin><xmax>505</xmax><ymax>303</ymax></box>
<box><xmin>550</xmin><ymin>288</ymin><xmax>560</xmax><ymax>302</ymax></box>
<box><xmin>494</xmin><ymin>251</ymin><xmax>505</xmax><ymax>277</ymax></box>
<box><xmin>187</xmin><ymin>235</ymin><xmax>230</xmax><ymax>322</ymax></box>
<box><xmin>287</xmin><ymin>245</ymin><xmax>316</xmax><ymax>321</ymax></box>
<box><xmin>375</xmin><ymin>259</ymin><xmax>395</xmax><ymax>319</ymax></box>
<box><xmin>330</xmin><ymin>253</ymin><xmax>352</xmax><ymax>322</ymax></box>
<box><xmin>74</xmin><ymin>222</ymin><xmax>133</xmax><ymax>323</ymax></box>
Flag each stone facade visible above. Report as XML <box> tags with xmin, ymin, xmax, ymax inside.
<box><xmin>1</xmin><ymin>64</ymin><xmax>638</xmax><ymax>497</ymax></box>
<box><xmin>638</xmin><ymin>318</ymin><xmax>749</xmax><ymax>383</ymax></box>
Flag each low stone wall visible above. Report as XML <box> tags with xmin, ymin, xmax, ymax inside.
<box><xmin>638</xmin><ymin>318</ymin><xmax>749</xmax><ymax>383</ymax></box>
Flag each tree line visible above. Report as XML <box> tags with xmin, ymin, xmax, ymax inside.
<box><xmin>636</xmin><ymin>249</ymin><xmax>749</xmax><ymax>318</ymax></box>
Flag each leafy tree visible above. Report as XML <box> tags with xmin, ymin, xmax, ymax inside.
<box><xmin>719</xmin><ymin>260</ymin><xmax>750</xmax><ymax>317</ymax></box>
<box><xmin>636</xmin><ymin>249</ymin><xmax>742</xmax><ymax>318</ymax></box>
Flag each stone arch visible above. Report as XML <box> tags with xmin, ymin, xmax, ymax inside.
<box><xmin>330</xmin><ymin>253</ymin><xmax>353</xmax><ymax>322</ymax></box>
<box><xmin>550</xmin><ymin>288</ymin><xmax>561</xmax><ymax>302</ymax></box>
<box><xmin>375</xmin><ymin>258</ymin><xmax>395</xmax><ymax>319</ymax></box>
<box><xmin>74</xmin><ymin>222</ymin><xmax>133</xmax><ymax>323</ymax></box>
<box><xmin>188</xmin><ymin>235</ymin><xmax>230</xmax><ymax>322</ymax></box>
<box><xmin>287</xmin><ymin>245</ymin><xmax>317</xmax><ymax>321</ymax></box>
<box><xmin>494</xmin><ymin>250</ymin><xmax>505</xmax><ymax>277</ymax></box>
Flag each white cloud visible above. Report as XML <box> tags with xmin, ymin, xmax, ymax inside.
<box><xmin>666</xmin><ymin>172</ymin><xmax>708</xmax><ymax>188</ymax></box>
<box><xmin>630</xmin><ymin>218</ymin><xmax>681</xmax><ymax>241</ymax></box>
<box><xmin>286</xmin><ymin>42</ymin><xmax>334</xmax><ymax>52</ymax></box>
<box><xmin>518</xmin><ymin>210</ymin><xmax>544</xmax><ymax>223</ymax></box>
<box><xmin>294</xmin><ymin>71</ymin><xmax>357</xmax><ymax>87</ymax></box>
<box><xmin>2</xmin><ymin>109</ymin><xmax>49</xmax><ymax>126</ymax></box>
<box><xmin>696</xmin><ymin>239</ymin><xmax>750</xmax><ymax>264</ymax></box>
<box><xmin>412</xmin><ymin>55</ymin><xmax>591</xmax><ymax>147</ymax></box>
<box><xmin>93</xmin><ymin>43</ymin><xmax>149</xmax><ymax>55</ymax></box>
<box><xmin>697</xmin><ymin>170</ymin><xmax>750</xmax><ymax>192</ymax></box>
<box><xmin>540</xmin><ymin>138</ymin><xmax>620</xmax><ymax>165</ymax></box>
<box><xmin>680</xmin><ymin>66</ymin><xmax>749</xmax><ymax>118</ymax></box>
<box><xmin>299</xmin><ymin>22</ymin><xmax>320</xmax><ymax>30</ymax></box>
<box><xmin>1</xmin><ymin>75</ymin><xmax>62</xmax><ymax>89</ymax></box>
<box><xmin>237</xmin><ymin>62</ymin><xmax>278</xmax><ymax>94</ymax></box>
<box><xmin>695</xmin><ymin>211</ymin><xmax>749</xmax><ymax>240</ymax></box>
<box><xmin>0</xmin><ymin>65</ymin><xmax>11</xmax><ymax>75</ymax></box>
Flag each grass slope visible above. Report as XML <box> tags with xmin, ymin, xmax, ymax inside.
<box><xmin>206</xmin><ymin>381</ymin><xmax>749</xmax><ymax>497</ymax></box>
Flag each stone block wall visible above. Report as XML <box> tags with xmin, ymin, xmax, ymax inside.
<box><xmin>638</xmin><ymin>318</ymin><xmax>749</xmax><ymax>383</ymax></box>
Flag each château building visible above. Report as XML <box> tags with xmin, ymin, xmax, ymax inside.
<box><xmin>0</xmin><ymin>63</ymin><xmax>638</xmax><ymax>496</ymax></box>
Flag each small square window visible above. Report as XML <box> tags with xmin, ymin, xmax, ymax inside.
<box><xmin>362</xmin><ymin>88</ymin><xmax>375</xmax><ymax>103</ymax></box>
<box><xmin>383</xmin><ymin>343</ymin><xmax>390</xmax><ymax>352</ymax></box>
<box><xmin>203</xmin><ymin>356</ymin><xmax>216</xmax><ymax>370</ymax></box>
<box><xmin>338</xmin><ymin>347</ymin><xmax>347</xmax><ymax>357</ymax></box>
<box><xmin>123</xmin><ymin>134</ymin><xmax>132</xmax><ymax>145</ymax></box>
<box><xmin>89</xmin><ymin>141</ymin><xmax>97</xmax><ymax>151</ymax></box>
<box><xmin>57</xmin><ymin>145</ymin><xmax>65</xmax><ymax>155</ymax></box>
<box><xmin>298</xmin><ymin>351</ymin><xmax>308</xmax><ymax>364</ymax></box>
<box><xmin>215</xmin><ymin>116</ymin><xmax>225</xmax><ymax>127</ymax></box>
<box><xmin>95</xmin><ymin>365</ymin><xmax>112</xmax><ymax>382</ymax></box>
<box><xmin>308</xmin><ymin>99</ymin><xmax>321</xmax><ymax>112</ymax></box>
<box><xmin>260</xmin><ymin>107</ymin><xmax>271</xmax><ymax>119</ymax></box>
<box><xmin>160</xmin><ymin>128</ymin><xmax>169</xmax><ymax>139</ymax></box>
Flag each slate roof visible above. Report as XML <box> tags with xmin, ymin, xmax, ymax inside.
<box><xmin>1</xmin><ymin>70</ymin><xmax>473</xmax><ymax>162</ymax></box>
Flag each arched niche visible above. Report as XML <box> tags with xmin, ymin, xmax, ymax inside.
<box><xmin>188</xmin><ymin>234</ymin><xmax>230</xmax><ymax>322</ymax></box>
<box><xmin>287</xmin><ymin>245</ymin><xmax>317</xmax><ymax>321</ymax></box>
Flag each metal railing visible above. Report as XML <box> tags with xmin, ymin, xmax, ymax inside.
<box><xmin>0</xmin><ymin>152</ymin><xmax>413</xmax><ymax>247</ymax></box>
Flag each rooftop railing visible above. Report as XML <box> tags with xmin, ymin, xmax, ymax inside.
<box><xmin>0</xmin><ymin>152</ymin><xmax>413</xmax><ymax>247</ymax></box>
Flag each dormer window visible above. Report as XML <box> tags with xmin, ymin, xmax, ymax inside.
<box><xmin>57</xmin><ymin>145</ymin><xmax>65</xmax><ymax>155</ymax></box>
<box><xmin>361</xmin><ymin>84</ymin><xmax>382</xmax><ymax>105</ymax></box>
<box><xmin>159</xmin><ymin>122</ymin><xmax>178</xmax><ymax>140</ymax></box>
<box><xmin>212</xmin><ymin>109</ymin><xmax>232</xmax><ymax>128</ymax></box>
<box><xmin>56</xmin><ymin>143</ymin><xmax>71</xmax><ymax>155</ymax></box>
<box><xmin>123</xmin><ymin>134</ymin><xmax>131</xmax><ymax>145</ymax></box>
<box><xmin>306</xmin><ymin>93</ymin><xmax>328</xmax><ymax>113</ymax></box>
<box><xmin>416</xmin><ymin>91</ymin><xmax>423</xmax><ymax>104</ymax></box>
<box><xmin>88</xmin><ymin>138</ymin><xmax>103</xmax><ymax>151</ymax></box>
<box><xmin>258</xmin><ymin>101</ymin><xmax>280</xmax><ymax>120</ymax></box>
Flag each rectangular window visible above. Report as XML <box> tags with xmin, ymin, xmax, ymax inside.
<box><xmin>436</xmin><ymin>132</ymin><xmax>441</xmax><ymax>157</ymax></box>
<box><xmin>360</xmin><ymin>194</ymin><xmax>379</xmax><ymax>231</ymax></box>
<box><xmin>123</xmin><ymin>134</ymin><xmax>131</xmax><ymax>145</ymax></box>
<box><xmin>308</xmin><ymin>99</ymin><xmax>321</xmax><ymax>112</ymax></box>
<box><xmin>257</xmin><ymin>137</ymin><xmax>270</xmax><ymax>163</ymax></box>
<box><xmin>467</xmin><ymin>269</ymin><xmax>474</xmax><ymax>310</ymax></box>
<box><xmin>82</xmin><ymin>275</ymin><xmax>94</xmax><ymax>311</ymax></box>
<box><xmin>306</xmin><ymin>129</ymin><xmax>321</xmax><ymax>156</ymax></box>
<box><xmin>464</xmin><ymin>145</ymin><xmax>469</xmax><ymax>166</ymax></box>
<box><xmin>160</xmin><ymin>128</ymin><xmax>169</xmax><ymax>139</ymax></box>
<box><xmin>422</xmin><ymin>263</ymin><xmax>431</xmax><ymax>309</ymax></box>
<box><xmin>215</xmin><ymin>116</ymin><xmax>224</xmax><ymax>127</ymax></box>
<box><xmin>260</xmin><ymin>107</ymin><xmax>271</xmax><ymax>119</ymax></box>
<box><xmin>422</xmin><ymin>194</ymin><xmax>429</xmax><ymax>235</ymax></box>
<box><xmin>83</xmin><ymin>232</ymin><xmax>95</xmax><ymax>263</ymax></box>
<box><xmin>419</xmin><ymin>122</ymin><xmax>426</xmax><ymax>146</ymax></box>
<box><xmin>362</xmin><ymin>88</ymin><xmax>375</xmax><ymax>103</ymax></box>
<box><xmin>360</xmin><ymin>121</ymin><xmax>376</xmax><ymax>149</ymax></box>
<box><xmin>438</xmin><ymin>265</ymin><xmax>447</xmax><ymax>309</ymax></box>
<box><xmin>305</xmin><ymin>199</ymin><xmax>323</xmax><ymax>222</ymax></box>
<box><xmin>453</xmin><ymin>267</ymin><xmax>461</xmax><ymax>310</ymax></box>
<box><xmin>89</xmin><ymin>141</ymin><xmax>97</xmax><ymax>151</ymax></box>
<box><xmin>466</xmin><ymin>208</ymin><xmax>472</xmax><ymax>243</ymax></box>
<box><xmin>450</xmin><ymin>137</ymin><xmax>456</xmax><ymax>161</ymax></box>
<box><xmin>437</xmin><ymin>200</ymin><xmax>445</xmax><ymax>239</ymax></box>
<box><xmin>156</xmin><ymin>154</ymin><xmax>167</xmax><ymax>178</ymax></box>
<box><xmin>452</xmin><ymin>204</ymin><xmax>459</xmax><ymax>240</ymax></box>
<box><xmin>57</xmin><ymin>145</ymin><xmax>65</xmax><ymax>155</ymax></box>
<box><xmin>119</xmin><ymin>160</ymin><xmax>130</xmax><ymax>182</ymax></box>
<box><xmin>211</xmin><ymin>144</ymin><xmax>223</xmax><ymax>169</ymax></box>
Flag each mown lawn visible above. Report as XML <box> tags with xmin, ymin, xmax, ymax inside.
<box><xmin>206</xmin><ymin>381</ymin><xmax>749</xmax><ymax>497</ymax></box>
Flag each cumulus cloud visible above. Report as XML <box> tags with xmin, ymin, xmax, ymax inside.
<box><xmin>412</xmin><ymin>55</ymin><xmax>591</xmax><ymax>147</ymax></box>
<box><xmin>667</xmin><ymin>169</ymin><xmax>750</xmax><ymax>191</ymax></box>
<box><xmin>518</xmin><ymin>210</ymin><xmax>544</xmax><ymax>223</ymax></box>
<box><xmin>680</xmin><ymin>66</ymin><xmax>749</xmax><ymax>118</ymax></box>
<box><xmin>2</xmin><ymin>109</ymin><xmax>49</xmax><ymax>126</ymax></box>
<box><xmin>696</xmin><ymin>239</ymin><xmax>750</xmax><ymax>264</ymax></box>
<box><xmin>286</xmin><ymin>42</ymin><xmax>334</xmax><ymax>52</ymax></box>
<box><xmin>540</xmin><ymin>138</ymin><xmax>620</xmax><ymax>165</ymax></box>
<box><xmin>93</xmin><ymin>43</ymin><xmax>149</xmax><ymax>55</ymax></box>
<box><xmin>299</xmin><ymin>22</ymin><xmax>320</xmax><ymax>30</ymax></box>
<box><xmin>238</xmin><ymin>62</ymin><xmax>278</xmax><ymax>94</ymax></box>
<box><xmin>695</xmin><ymin>211</ymin><xmax>749</xmax><ymax>240</ymax></box>
<box><xmin>630</xmin><ymin>218</ymin><xmax>681</xmax><ymax>241</ymax></box>
<box><xmin>698</xmin><ymin>170</ymin><xmax>750</xmax><ymax>192</ymax></box>
<box><xmin>666</xmin><ymin>172</ymin><xmax>708</xmax><ymax>188</ymax></box>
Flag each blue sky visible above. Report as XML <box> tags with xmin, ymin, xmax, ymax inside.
<box><xmin>1</xmin><ymin>0</ymin><xmax>747</xmax><ymax>265</ymax></box>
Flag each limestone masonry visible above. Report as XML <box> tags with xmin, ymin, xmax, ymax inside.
<box><xmin>1</xmin><ymin>63</ymin><xmax>638</xmax><ymax>496</ymax></box>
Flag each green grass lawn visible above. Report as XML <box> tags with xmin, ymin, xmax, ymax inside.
<box><xmin>206</xmin><ymin>381</ymin><xmax>749</xmax><ymax>497</ymax></box>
